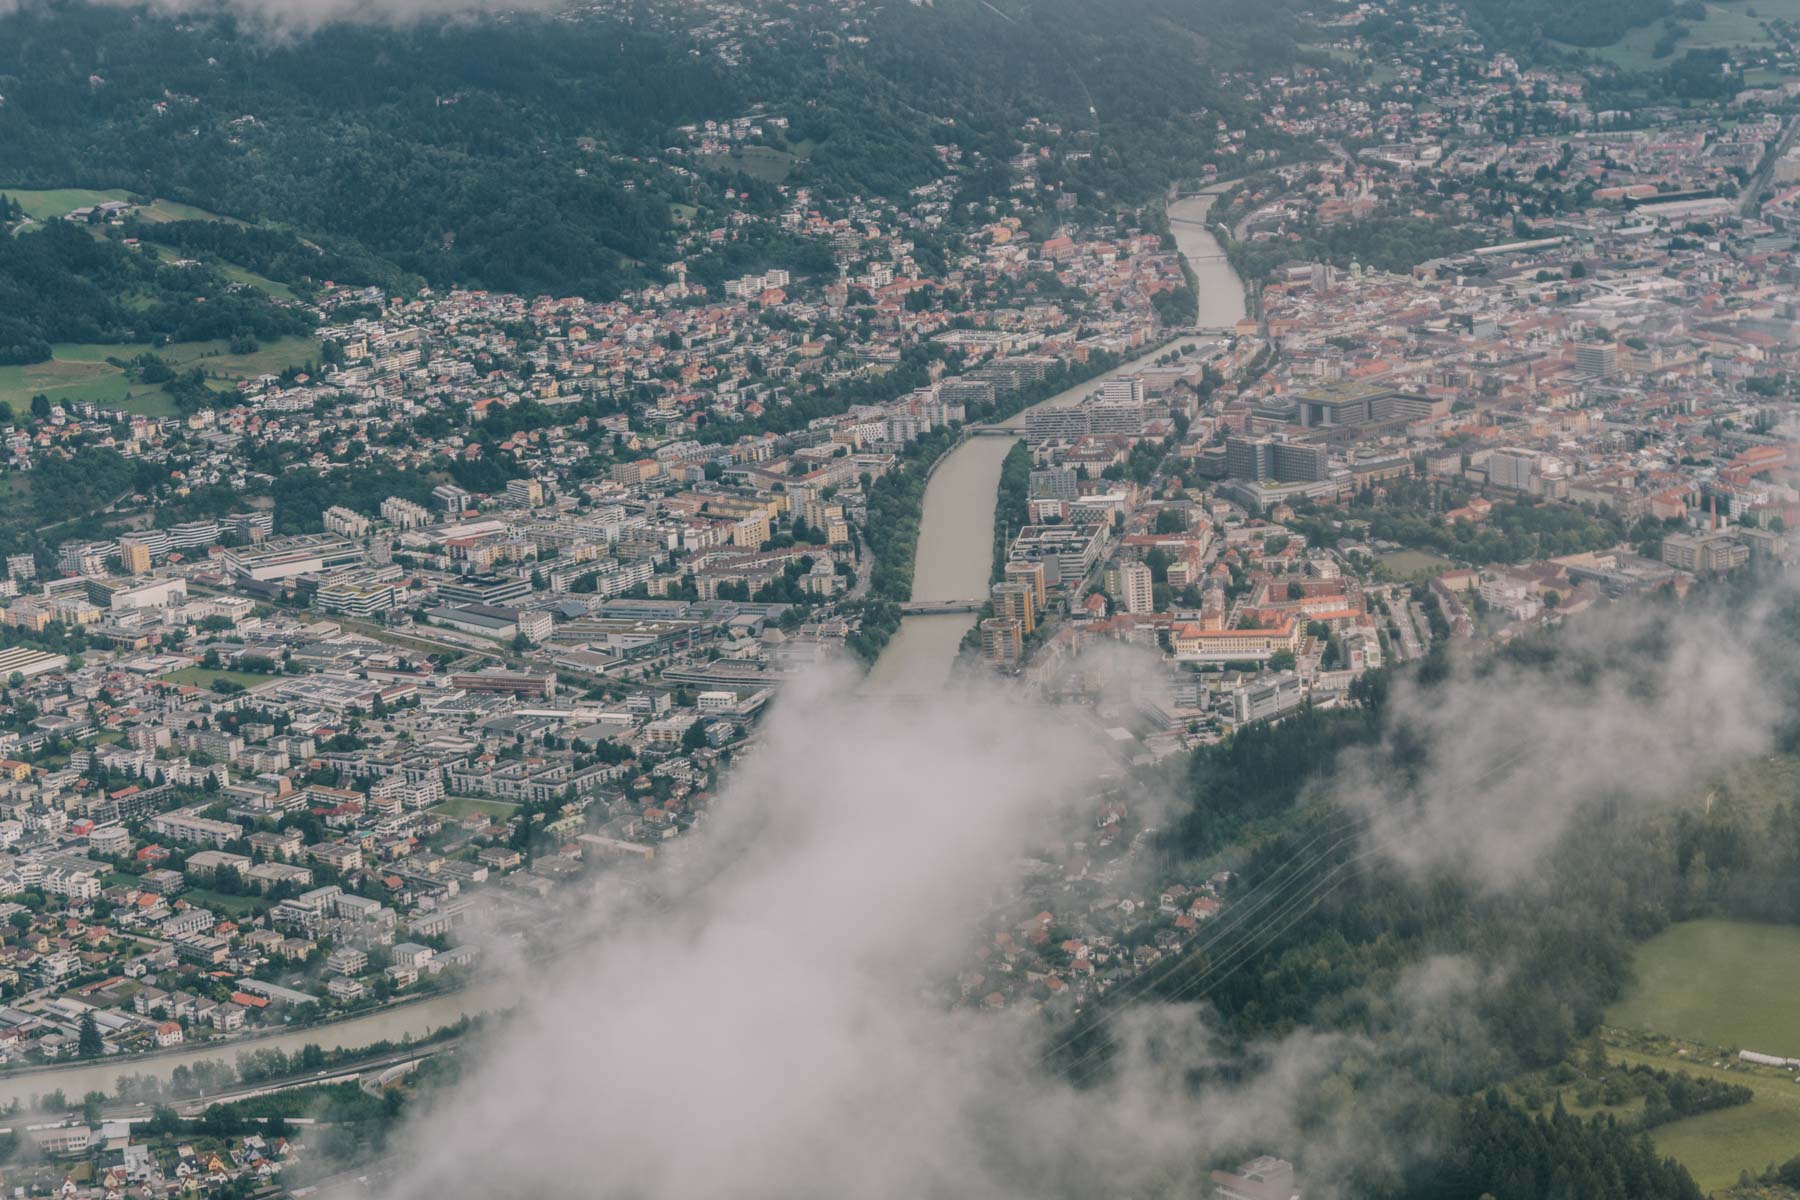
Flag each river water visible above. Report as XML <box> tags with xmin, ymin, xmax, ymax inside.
<box><xmin>0</xmin><ymin>976</ymin><xmax>519</xmax><ymax>1110</ymax></box>
<box><xmin>0</xmin><ymin>192</ymin><xmax>1246</xmax><ymax>1106</ymax></box>
<box><xmin>862</xmin><ymin>186</ymin><xmax>1247</xmax><ymax>694</ymax></box>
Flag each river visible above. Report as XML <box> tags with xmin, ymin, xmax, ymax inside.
<box><xmin>0</xmin><ymin>191</ymin><xmax>1245</xmax><ymax>1106</ymax></box>
<box><xmin>862</xmin><ymin>185</ymin><xmax>1247</xmax><ymax>693</ymax></box>
<box><xmin>0</xmin><ymin>978</ymin><xmax>520</xmax><ymax>1110</ymax></box>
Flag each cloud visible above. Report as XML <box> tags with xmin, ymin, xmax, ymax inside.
<box><xmin>0</xmin><ymin>0</ymin><xmax>550</xmax><ymax>33</ymax></box>
<box><xmin>380</xmin><ymin>664</ymin><xmax>1338</xmax><ymax>1200</ymax></box>
<box><xmin>376</xmin><ymin>573</ymin><xmax>1800</xmax><ymax>1199</ymax></box>
<box><xmin>1330</xmin><ymin>586</ymin><xmax>1787</xmax><ymax>887</ymax></box>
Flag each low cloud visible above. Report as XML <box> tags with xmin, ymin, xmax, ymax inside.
<box><xmin>1332</xmin><ymin>587</ymin><xmax>1786</xmax><ymax>887</ymax></box>
<box><xmin>381</xmin><ymin>664</ymin><xmax>1339</xmax><ymax>1199</ymax></box>
<box><xmin>0</xmin><ymin>0</ymin><xmax>551</xmax><ymax>33</ymax></box>
<box><xmin>380</xmin><ymin>571</ymin><xmax>1798</xmax><ymax>1198</ymax></box>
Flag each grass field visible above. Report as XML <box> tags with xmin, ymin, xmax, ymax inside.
<box><xmin>1375</xmin><ymin>549</ymin><xmax>1455</xmax><ymax>581</ymax></box>
<box><xmin>0</xmin><ymin>188</ymin><xmax>236</xmax><ymax>224</ymax></box>
<box><xmin>0</xmin><ymin>187</ymin><xmax>134</xmax><ymax>221</ymax></box>
<box><xmin>1609</xmin><ymin>1042</ymin><xmax>1800</xmax><ymax>1192</ymax></box>
<box><xmin>140</xmin><ymin>239</ymin><xmax>296</xmax><ymax>301</ymax></box>
<box><xmin>433</xmin><ymin>797</ymin><xmax>520</xmax><ymax>820</ymax></box>
<box><xmin>137</xmin><ymin>197</ymin><xmax>241</xmax><ymax>225</ymax></box>
<box><xmin>212</xmin><ymin>259</ymin><xmax>297</xmax><ymax>301</ymax></box>
<box><xmin>181</xmin><ymin>888</ymin><xmax>269</xmax><ymax>918</ymax></box>
<box><xmin>0</xmin><ymin>336</ymin><xmax>322</xmax><ymax>415</ymax></box>
<box><xmin>0</xmin><ymin>354</ymin><xmax>140</xmax><ymax>411</ymax></box>
<box><xmin>1608</xmin><ymin>919</ymin><xmax>1800</xmax><ymax>1056</ymax></box>
<box><xmin>160</xmin><ymin>667</ymin><xmax>277</xmax><ymax>690</ymax></box>
<box><xmin>1559</xmin><ymin>0</ymin><xmax>1800</xmax><ymax>70</ymax></box>
<box><xmin>697</xmin><ymin>145</ymin><xmax>801</xmax><ymax>183</ymax></box>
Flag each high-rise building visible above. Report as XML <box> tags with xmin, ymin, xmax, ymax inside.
<box><xmin>1225</xmin><ymin>436</ymin><xmax>1328</xmax><ymax>483</ymax></box>
<box><xmin>323</xmin><ymin>507</ymin><xmax>372</xmax><ymax>538</ymax></box>
<box><xmin>1225</xmin><ymin>435</ymin><xmax>1273</xmax><ymax>482</ymax></box>
<box><xmin>1003</xmin><ymin>560</ymin><xmax>1048</xmax><ymax>610</ymax></box>
<box><xmin>382</xmin><ymin>497</ymin><xmax>432</xmax><ymax>529</ymax></box>
<box><xmin>116</xmin><ymin>540</ymin><xmax>152</xmax><ymax>575</ymax></box>
<box><xmin>991</xmin><ymin>581</ymin><xmax>1038</xmax><ymax>635</ymax></box>
<box><xmin>980</xmin><ymin>618</ymin><xmax>1023</xmax><ymax>668</ymax></box>
<box><xmin>1028</xmin><ymin>468</ymin><xmax>1081</xmax><ymax>503</ymax></box>
<box><xmin>164</xmin><ymin>520</ymin><xmax>220</xmax><ymax>550</ymax></box>
<box><xmin>1023</xmin><ymin>406</ymin><xmax>1091</xmax><ymax>441</ymax></box>
<box><xmin>226</xmin><ymin>512</ymin><xmax>274</xmax><ymax>543</ymax></box>
<box><xmin>1099</xmin><ymin>378</ymin><xmax>1145</xmax><ymax>406</ymax></box>
<box><xmin>433</xmin><ymin>484</ymin><xmax>474</xmax><ymax>512</ymax></box>
<box><xmin>1575</xmin><ymin>342</ymin><xmax>1618</xmax><ymax>377</ymax></box>
<box><xmin>1117</xmin><ymin>560</ymin><xmax>1155</xmax><ymax>614</ymax></box>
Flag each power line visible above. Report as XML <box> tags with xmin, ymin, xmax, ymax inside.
<box><xmin>1043</xmin><ymin>748</ymin><xmax>1533</xmax><ymax>1076</ymax></box>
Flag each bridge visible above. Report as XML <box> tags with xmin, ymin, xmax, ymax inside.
<box><xmin>899</xmin><ymin>598</ymin><xmax>986</xmax><ymax>615</ymax></box>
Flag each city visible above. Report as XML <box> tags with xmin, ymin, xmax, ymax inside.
<box><xmin>0</xmin><ymin>0</ymin><xmax>1798</xmax><ymax>1195</ymax></box>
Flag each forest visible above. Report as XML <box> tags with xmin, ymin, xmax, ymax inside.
<box><xmin>0</xmin><ymin>0</ymin><xmax>1308</xmax><ymax>304</ymax></box>
<box><xmin>1283</xmin><ymin>482</ymin><xmax>1631</xmax><ymax>567</ymax></box>
<box><xmin>1048</xmin><ymin>579</ymin><xmax>1800</xmax><ymax>1196</ymax></box>
<box><xmin>0</xmin><ymin>219</ymin><xmax>312</xmax><ymax>364</ymax></box>
<box><xmin>121</xmin><ymin>218</ymin><xmax>419</xmax><ymax>295</ymax></box>
<box><xmin>1449</xmin><ymin>0</ymin><xmax>1673</xmax><ymax>52</ymax></box>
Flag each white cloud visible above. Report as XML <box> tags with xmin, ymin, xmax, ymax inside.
<box><xmin>381</xmin><ymin>665</ymin><xmax>1331</xmax><ymax>1199</ymax></box>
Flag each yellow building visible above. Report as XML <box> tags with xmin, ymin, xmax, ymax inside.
<box><xmin>730</xmin><ymin>512</ymin><xmax>772</xmax><ymax>549</ymax></box>
<box><xmin>1171</xmin><ymin>618</ymin><xmax>1301</xmax><ymax>662</ymax></box>
<box><xmin>117</xmin><ymin>541</ymin><xmax>152</xmax><ymax>575</ymax></box>
<box><xmin>991</xmin><ymin>581</ymin><xmax>1038</xmax><ymax>636</ymax></box>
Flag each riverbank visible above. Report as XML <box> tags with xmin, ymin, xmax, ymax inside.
<box><xmin>866</xmin><ymin>188</ymin><xmax>1249</xmax><ymax>689</ymax></box>
<box><xmin>0</xmin><ymin>976</ymin><xmax>516</xmax><ymax>1110</ymax></box>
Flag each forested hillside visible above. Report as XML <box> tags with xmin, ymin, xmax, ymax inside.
<box><xmin>0</xmin><ymin>217</ymin><xmax>312</xmax><ymax>364</ymax></box>
<box><xmin>0</xmin><ymin>0</ymin><xmax>1305</xmax><ymax>302</ymax></box>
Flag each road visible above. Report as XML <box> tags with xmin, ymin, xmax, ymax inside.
<box><xmin>1742</xmin><ymin>112</ymin><xmax>1800</xmax><ymax>217</ymax></box>
<box><xmin>0</xmin><ymin>1040</ymin><xmax>458</xmax><ymax>1135</ymax></box>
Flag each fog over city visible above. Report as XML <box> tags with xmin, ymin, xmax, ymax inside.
<box><xmin>4</xmin><ymin>0</ymin><xmax>1800</xmax><ymax>1193</ymax></box>
<box><xmin>382</xmin><ymin>665</ymin><xmax>1288</xmax><ymax>1200</ymax></box>
<box><xmin>380</xmin><ymin>579</ymin><xmax>1800</xmax><ymax>1197</ymax></box>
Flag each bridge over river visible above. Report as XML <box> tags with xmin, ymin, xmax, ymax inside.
<box><xmin>861</xmin><ymin>182</ymin><xmax>1248</xmax><ymax>695</ymax></box>
<box><xmin>899</xmin><ymin>599</ymin><xmax>987</xmax><ymax>615</ymax></box>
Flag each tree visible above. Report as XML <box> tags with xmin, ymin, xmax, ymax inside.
<box><xmin>78</xmin><ymin>1012</ymin><xmax>103</xmax><ymax>1059</ymax></box>
<box><xmin>29</xmin><ymin>394</ymin><xmax>50</xmax><ymax>421</ymax></box>
<box><xmin>147</xmin><ymin>1104</ymin><xmax>184</xmax><ymax>1138</ymax></box>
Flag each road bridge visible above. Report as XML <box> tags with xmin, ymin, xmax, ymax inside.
<box><xmin>899</xmin><ymin>599</ymin><xmax>986</xmax><ymax>615</ymax></box>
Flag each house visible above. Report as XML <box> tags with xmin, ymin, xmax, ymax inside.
<box><xmin>1212</xmin><ymin>1155</ymin><xmax>1300</xmax><ymax>1200</ymax></box>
